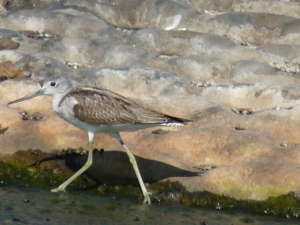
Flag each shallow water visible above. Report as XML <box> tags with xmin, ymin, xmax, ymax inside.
<box><xmin>0</xmin><ymin>187</ymin><xmax>298</xmax><ymax>225</ymax></box>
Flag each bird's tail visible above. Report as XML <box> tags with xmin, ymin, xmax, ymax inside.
<box><xmin>162</xmin><ymin>115</ymin><xmax>192</xmax><ymax>126</ymax></box>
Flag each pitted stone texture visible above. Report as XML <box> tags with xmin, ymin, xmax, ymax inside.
<box><xmin>1</xmin><ymin>0</ymin><xmax>300</xmax><ymax>201</ymax></box>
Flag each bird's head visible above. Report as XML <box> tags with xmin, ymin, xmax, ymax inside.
<box><xmin>8</xmin><ymin>76</ymin><xmax>73</xmax><ymax>105</ymax></box>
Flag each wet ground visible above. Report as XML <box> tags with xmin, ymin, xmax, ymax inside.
<box><xmin>0</xmin><ymin>187</ymin><xmax>299</xmax><ymax>225</ymax></box>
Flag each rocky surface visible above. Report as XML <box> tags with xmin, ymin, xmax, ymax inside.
<box><xmin>1</xmin><ymin>0</ymin><xmax>300</xmax><ymax>202</ymax></box>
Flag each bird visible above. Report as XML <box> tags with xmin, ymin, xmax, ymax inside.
<box><xmin>8</xmin><ymin>76</ymin><xmax>191</xmax><ymax>205</ymax></box>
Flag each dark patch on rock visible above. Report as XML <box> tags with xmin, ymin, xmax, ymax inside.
<box><xmin>281</xmin><ymin>87</ymin><xmax>300</xmax><ymax>100</ymax></box>
<box><xmin>0</xmin><ymin>37</ymin><xmax>19</xmax><ymax>50</ymax></box>
<box><xmin>0</xmin><ymin>61</ymin><xmax>26</xmax><ymax>81</ymax></box>
<box><xmin>20</xmin><ymin>111</ymin><xmax>44</xmax><ymax>121</ymax></box>
<box><xmin>0</xmin><ymin>126</ymin><xmax>8</xmax><ymax>134</ymax></box>
<box><xmin>152</xmin><ymin>128</ymin><xmax>170</xmax><ymax>135</ymax></box>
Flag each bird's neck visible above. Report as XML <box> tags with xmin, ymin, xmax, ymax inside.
<box><xmin>52</xmin><ymin>93</ymin><xmax>66</xmax><ymax>113</ymax></box>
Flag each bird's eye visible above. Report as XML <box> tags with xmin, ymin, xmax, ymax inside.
<box><xmin>50</xmin><ymin>82</ymin><xmax>56</xmax><ymax>87</ymax></box>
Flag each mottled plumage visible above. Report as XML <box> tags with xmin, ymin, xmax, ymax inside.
<box><xmin>58</xmin><ymin>86</ymin><xmax>188</xmax><ymax>127</ymax></box>
<box><xmin>8</xmin><ymin>76</ymin><xmax>191</xmax><ymax>205</ymax></box>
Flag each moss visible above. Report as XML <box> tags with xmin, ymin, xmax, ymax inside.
<box><xmin>97</xmin><ymin>184</ymin><xmax>143</xmax><ymax>203</ymax></box>
<box><xmin>81</xmin><ymin>203</ymin><xmax>95</xmax><ymax>209</ymax></box>
<box><xmin>95</xmin><ymin>180</ymin><xmax>186</xmax><ymax>204</ymax></box>
<box><xmin>149</xmin><ymin>180</ymin><xmax>186</xmax><ymax>203</ymax></box>
<box><xmin>1</xmin><ymin>152</ymin><xmax>300</xmax><ymax>219</ymax></box>
<box><xmin>181</xmin><ymin>191</ymin><xmax>300</xmax><ymax>218</ymax></box>
<box><xmin>240</xmin><ymin>216</ymin><xmax>255</xmax><ymax>223</ymax></box>
<box><xmin>51</xmin><ymin>198</ymin><xmax>62</xmax><ymax>204</ymax></box>
<box><xmin>125</xmin><ymin>181</ymin><xmax>300</xmax><ymax>218</ymax></box>
<box><xmin>5</xmin><ymin>206</ymin><xmax>13</xmax><ymax>210</ymax></box>
<box><xmin>180</xmin><ymin>195</ymin><xmax>192</xmax><ymax>206</ymax></box>
<box><xmin>106</xmin><ymin>203</ymin><xmax>117</xmax><ymax>211</ymax></box>
<box><xmin>0</xmin><ymin>161</ymin><xmax>95</xmax><ymax>190</ymax></box>
<box><xmin>97</xmin><ymin>185</ymin><xmax>107</xmax><ymax>193</ymax></box>
<box><xmin>249</xmin><ymin>194</ymin><xmax>300</xmax><ymax>218</ymax></box>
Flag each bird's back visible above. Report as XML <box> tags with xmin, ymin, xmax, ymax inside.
<box><xmin>58</xmin><ymin>86</ymin><xmax>190</xmax><ymax>129</ymax></box>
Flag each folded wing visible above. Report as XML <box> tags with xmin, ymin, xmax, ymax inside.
<box><xmin>64</xmin><ymin>87</ymin><xmax>189</xmax><ymax>126</ymax></box>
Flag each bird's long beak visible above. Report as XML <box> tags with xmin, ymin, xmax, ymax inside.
<box><xmin>7</xmin><ymin>90</ymin><xmax>44</xmax><ymax>105</ymax></box>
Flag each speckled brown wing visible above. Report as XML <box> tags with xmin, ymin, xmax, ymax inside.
<box><xmin>65</xmin><ymin>87</ymin><xmax>176</xmax><ymax>126</ymax></box>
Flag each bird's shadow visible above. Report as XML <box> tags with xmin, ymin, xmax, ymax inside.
<box><xmin>65</xmin><ymin>150</ymin><xmax>200</xmax><ymax>186</ymax></box>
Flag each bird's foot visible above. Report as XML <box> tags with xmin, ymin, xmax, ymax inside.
<box><xmin>51</xmin><ymin>187</ymin><xmax>66</xmax><ymax>193</ymax></box>
<box><xmin>143</xmin><ymin>191</ymin><xmax>152</xmax><ymax>205</ymax></box>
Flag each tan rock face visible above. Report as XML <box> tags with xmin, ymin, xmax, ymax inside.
<box><xmin>1</xmin><ymin>0</ymin><xmax>300</xmax><ymax>201</ymax></box>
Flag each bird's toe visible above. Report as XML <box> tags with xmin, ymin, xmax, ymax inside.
<box><xmin>51</xmin><ymin>187</ymin><xmax>66</xmax><ymax>193</ymax></box>
<box><xmin>143</xmin><ymin>192</ymin><xmax>152</xmax><ymax>205</ymax></box>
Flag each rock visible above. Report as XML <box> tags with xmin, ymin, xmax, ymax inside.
<box><xmin>1</xmin><ymin>0</ymin><xmax>300</xmax><ymax>202</ymax></box>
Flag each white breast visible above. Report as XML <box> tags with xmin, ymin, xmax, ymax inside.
<box><xmin>52</xmin><ymin>95</ymin><xmax>85</xmax><ymax>129</ymax></box>
<box><xmin>52</xmin><ymin>95</ymin><xmax>107</xmax><ymax>133</ymax></box>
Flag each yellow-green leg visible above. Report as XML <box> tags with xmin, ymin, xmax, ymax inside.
<box><xmin>51</xmin><ymin>132</ymin><xmax>94</xmax><ymax>192</ymax></box>
<box><xmin>121</xmin><ymin>143</ymin><xmax>152</xmax><ymax>204</ymax></box>
<box><xmin>110</xmin><ymin>132</ymin><xmax>151</xmax><ymax>205</ymax></box>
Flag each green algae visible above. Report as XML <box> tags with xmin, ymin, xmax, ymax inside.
<box><xmin>51</xmin><ymin>197</ymin><xmax>62</xmax><ymax>204</ymax></box>
<box><xmin>181</xmin><ymin>191</ymin><xmax>300</xmax><ymax>218</ymax></box>
<box><xmin>81</xmin><ymin>203</ymin><xmax>95</xmax><ymax>209</ymax></box>
<box><xmin>97</xmin><ymin>184</ymin><xmax>143</xmax><ymax>203</ymax></box>
<box><xmin>0</xmin><ymin>159</ymin><xmax>299</xmax><ymax>219</ymax></box>
<box><xmin>98</xmin><ymin>181</ymin><xmax>300</xmax><ymax>219</ymax></box>
<box><xmin>0</xmin><ymin>161</ymin><xmax>95</xmax><ymax>190</ymax></box>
